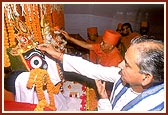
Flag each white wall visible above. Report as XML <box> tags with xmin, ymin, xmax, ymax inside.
<box><xmin>64</xmin><ymin>14</ymin><xmax>113</xmax><ymax>39</ymax></box>
<box><xmin>64</xmin><ymin>6</ymin><xmax>164</xmax><ymax>41</ymax></box>
<box><xmin>64</xmin><ymin>11</ymin><xmax>142</xmax><ymax>40</ymax></box>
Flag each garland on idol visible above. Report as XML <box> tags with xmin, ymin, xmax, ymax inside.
<box><xmin>4</xmin><ymin>4</ymin><xmax>66</xmax><ymax>111</ymax></box>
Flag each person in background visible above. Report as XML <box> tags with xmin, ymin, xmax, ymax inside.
<box><xmin>86</xmin><ymin>27</ymin><xmax>102</xmax><ymax>44</ymax></box>
<box><xmin>140</xmin><ymin>21</ymin><xmax>149</xmax><ymax>36</ymax></box>
<box><xmin>116</xmin><ymin>23</ymin><xmax>123</xmax><ymax>34</ymax></box>
<box><xmin>85</xmin><ymin>27</ymin><xmax>103</xmax><ymax>63</ymax></box>
<box><xmin>117</xmin><ymin>23</ymin><xmax>141</xmax><ymax>56</ymax></box>
<box><xmin>115</xmin><ymin>22</ymin><xmax>123</xmax><ymax>54</ymax></box>
<box><xmin>38</xmin><ymin>35</ymin><xmax>164</xmax><ymax>111</ymax></box>
<box><xmin>62</xmin><ymin>29</ymin><xmax>123</xmax><ymax>98</ymax></box>
<box><xmin>62</xmin><ymin>29</ymin><xmax>123</xmax><ymax>67</ymax></box>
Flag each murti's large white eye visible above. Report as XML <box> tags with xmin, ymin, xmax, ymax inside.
<box><xmin>30</xmin><ymin>56</ymin><xmax>43</xmax><ymax>69</ymax></box>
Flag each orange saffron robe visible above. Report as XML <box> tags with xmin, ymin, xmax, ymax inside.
<box><xmin>118</xmin><ymin>32</ymin><xmax>140</xmax><ymax>56</ymax></box>
<box><xmin>120</xmin><ymin>32</ymin><xmax>140</xmax><ymax>50</ymax></box>
<box><xmin>86</xmin><ymin>36</ymin><xmax>103</xmax><ymax>64</ymax></box>
<box><xmin>91</xmin><ymin>44</ymin><xmax>123</xmax><ymax>66</ymax></box>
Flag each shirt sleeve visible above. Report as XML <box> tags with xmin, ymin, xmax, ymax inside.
<box><xmin>98</xmin><ymin>99</ymin><xmax>112</xmax><ymax>111</ymax></box>
<box><xmin>63</xmin><ymin>54</ymin><xmax>121</xmax><ymax>82</ymax></box>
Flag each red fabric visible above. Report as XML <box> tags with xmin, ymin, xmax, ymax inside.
<box><xmin>86</xmin><ymin>36</ymin><xmax>102</xmax><ymax>44</ymax></box>
<box><xmin>103</xmin><ymin>30</ymin><xmax>121</xmax><ymax>46</ymax></box>
<box><xmin>87</xmin><ymin>27</ymin><xmax>98</xmax><ymax>34</ymax></box>
<box><xmin>92</xmin><ymin>44</ymin><xmax>123</xmax><ymax>66</ymax></box>
<box><xmin>4</xmin><ymin>101</ymin><xmax>53</xmax><ymax>111</ymax></box>
<box><xmin>120</xmin><ymin>32</ymin><xmax>140</xmax><ymax>49</ymax></box>
<box><xmin>89</xmin><ymin>50</ymin><xmax>97</xmax><ymax>64</ymax></box>
<box><xmin>4</xmin><ymin>89</ymin><xmax>15</xmax><ymax>101</ymax></box>
<box><xmin>86</xmin><ymin>36</ymin><xmax>103</xmax><ymax>64</ymax></box>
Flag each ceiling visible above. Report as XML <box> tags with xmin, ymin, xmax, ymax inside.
<box><xmin>64</xmin><ymin>4</ymin><xmax>164</xmax><ymax>18</ymax></box>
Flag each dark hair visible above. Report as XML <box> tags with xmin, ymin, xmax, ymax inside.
<box><xmin>122</xmin><ymin>23</ymin><xmax>133</xmax><ymax>32</ymax></box>
<box><xmin>130</xmin><ymin>36</ymin><xmax>164</xmax><ymax>84</ymax></box>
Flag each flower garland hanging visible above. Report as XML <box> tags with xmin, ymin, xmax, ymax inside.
<box><xmin>45</xmin><ymin>4</ymin><xmax>53</xmax><ymax>29</ymax></box>
<box><xmin>4</xmin><ymin>4</ymin><xmax>66</xmax><ymax>111</ymax></box>
<box><xmin>86</xmin><ymin>87</ymin><xmax>98</xmax><ymax>111</ymax></box>
<box><xmin>4</xmin><ymin>7</ymin><xmax>11</xmax><ymax>67</ymax></box>
<box><xmin>26</xmin><ymin>68</ymin><xmax>62</xmax><ymax>111</ymax></box>
<box><xmin>4</xmin><ymin>24</ymin><xmax>11</xmax><ymax>67</ymax></box>
<box><xmin>4</xmin><ymin>4</ymin><xmax>17</xmax><ymax>48</ymax></box>
<box><xmin>33</xmin><ymin>4</ymin><xmax>43</xmax><ymax>44</ymax></box>
<box><xmin>23</xmin><ymin>4</ymin><xmax>33</xmax><ymax>33</ymax></box>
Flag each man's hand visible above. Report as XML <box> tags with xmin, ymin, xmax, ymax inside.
<box><xmin>95</xmin><ymin>80</ymin><xmax>108</xmax><ymax>99</ymax></box>
<box><xmin>61</xmin><ymin>31</ymin><xmax>71</xmax><ymax>40</ymax></box>
<box><xmin>37</xmin><ymin>44</ymin><xmax>63</xmax><ymax>61</ymax></box>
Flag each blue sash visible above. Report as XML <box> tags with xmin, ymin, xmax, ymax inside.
<box><xmin>121</xmin><ymin>83</ymin><xmax>164</xmax><ymax>111</ymax></box>
<box><xmin>111</xmin><ymin>78</ymin><xmax>164</xmax><ymax>111</ymax></box>
<box><xmin>111</xmin><ymin>78</ymin><xmax>129</xmax><ymax>109</ymax></box>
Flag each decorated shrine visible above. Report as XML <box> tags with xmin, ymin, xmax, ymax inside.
<box><xmin>3</xmin><ymin>3</ymin><xmax>98</xmax><ymax>111</ymax></box>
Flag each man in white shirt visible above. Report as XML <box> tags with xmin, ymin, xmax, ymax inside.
<box><xmin>38</xmin><ymin>35</ymin><xmax>164</xmax><ymax>111</ymax></box>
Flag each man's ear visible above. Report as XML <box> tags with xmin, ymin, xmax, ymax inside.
<box><xmin>141</xmin><ymin>73</ymin><xmax>153</xmax><ymax>86</ymax></box>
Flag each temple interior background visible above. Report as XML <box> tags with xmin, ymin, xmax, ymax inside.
<box><xmin>63</xmin><ymin>3</ymin><xmax>164</xmax><ymax>41</ymax></box>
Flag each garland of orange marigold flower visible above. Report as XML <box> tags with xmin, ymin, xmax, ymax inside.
<box><xmin>4</xmin><ymin>4</ymin><xmax>15</xmax><ymax>67</ymax></box>
<box><xmin>4</xmin><ymin>4</ymin><xmax>65</xmax><ymax>111</ymax></box>
<box><xmin>24</xmin><ymin>4</ymin><xmax>33</xmax><ymax>33</ymax></box>
<box><xmin>51</xmin><ymin>4</ymin><xmax>64</xmax><ymax>31</ymax></box>
<box><xmin>33</xmin><ymin>4</ymin><xmax>43</xmax><ymax>44</ymax></box>
<box><xmin>4</xmin><ymin>24</ymin><xmax>11</xmax><ymax>67</ymax></box>
<box><xmin>29</xmin><ymin>4</ymin><xmax>39</xmax><ymax>43</ymax></box>
<box><xmin>16</xmin><ymin>4</ymin><xmax>23</xmax><ymax>21</ymax></box>
<box><xmin>45</xmin><ymin>4</ymin><xmax>53</xmax><ymax>29</ymax></box>
<box><xmin>5</xmin><ymin>4</ymin><xmax>17</xmax><ymax>48</ymax></box>
<box><xmin>26</xmin><ymin>68</ymin><xmax>62</xmax><ymax>111</ymax></box>
<box><xmin>86</xmin><ymin>87</ymin><xmax>98</xmax><ymax>111</ymax></box>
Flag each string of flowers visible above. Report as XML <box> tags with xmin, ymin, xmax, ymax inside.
<box><xmin>57</xmin><ymin>4</ymin><xmax>65</xmax><ymax>29</ymax></box>
<box><xmin>4</xmin><ymin>4</ymin><xmax>66</xmax><ymax>111</ymax></box>
<box><xmin>51</xmin><ymin>4</ymin><xmax>64</xmax><ymax>30</ymax></box>
<box><xmin>4</xmin><ymin>6</ymin><xmax>10</xmax><ymax>49</ymax></box>
<box><xmin>86</xmin><ymin>87</ymin><xmax>98</xmax><ymax>111</ymax></box>
<box><xmin>51</xmin><ymin>5</ymin><xmax>57</xmax><ymax>28</ymax></box>
<box><xmin>5</xmin><ymin>4</ymin><xmax>17</xmax><ymax>48</ymax></box>
<box><xmin>29</xmin><ymin>4</ymin><xmax>38</xmax><ymax>43</ymax></box>
<box><xmin>23</xmin><ymin>4</ymin><xmax>43</xmax><ymax>44</ymax></box>
<box><xmin>4</xmin><ymin>24</ymin><xmax>11</xmax><ymax>67</ymax></box>
<box><xmin>23</xmin><ymin>4</ymin><xmax>33</xmax><ymax>33</ymax></box>
<box><xmin>16</xmin><ymin>4</ymin><xmax>23</xmax><ymax>21</ymax></box>
<box><xmin>45</xmin><ymin>4</ymin><xmax>53</xmax><ymax>29</ymax></box>
<box><xmin>26</xmin><ymin>68</ymin><xmax>62</xmax><ymax>111</ymax></box>
<box><xmin>33</xmin><ymin>4</ymin><xmax>43</xmax><ymax>44</ymax></box>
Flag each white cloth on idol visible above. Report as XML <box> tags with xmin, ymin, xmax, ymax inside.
<box><xmin>15</xmin><ymin>56</ymin><xmax>68</xmax><ymax>111</ymax></box>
